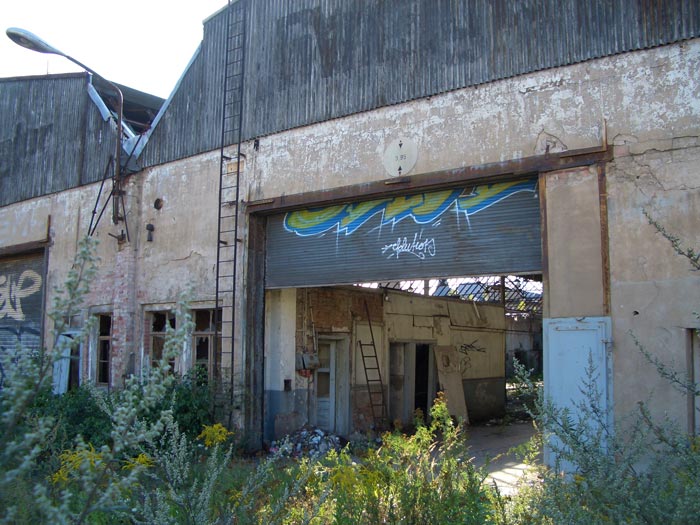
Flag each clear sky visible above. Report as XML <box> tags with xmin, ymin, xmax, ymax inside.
<box><xmin>2</xmin><ymin>0</ymin><xmax>227</xmax><ymax>99</ymax></box>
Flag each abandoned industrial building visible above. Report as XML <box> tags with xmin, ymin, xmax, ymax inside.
<box><xmin>1</xmin><ymin>1</ymin><xmax>699</xmax><ymax>452</ymax></box>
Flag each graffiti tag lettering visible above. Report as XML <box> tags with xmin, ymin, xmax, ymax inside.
<box><xmin>381</xmin><ymin>231</ymin><xmax>436</xmax><ymax>260</ymax></box>
<box><xmin>0</xmin><ymin>270</ymin><xmax>42</xmax><ymax>321</ymax></box>
<box><xmin>284</xmin><ymin>178</ymin><xmax>538</xmax><ymax>237</ymax></box>
<box><xmin>458</xmin><ymin>340</ymin><xmax>486</xmax><ymax>372</ymax></box>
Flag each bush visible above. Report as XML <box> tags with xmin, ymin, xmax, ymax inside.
<box><xmin>504</xmin><ymin>212</ymin><xmax>700</xmax><ymax>525</ymax></box>
<box><xmin>225</xmin><ymin>393</ymin><xmax>498</xmax><ymax>524</ymax></box>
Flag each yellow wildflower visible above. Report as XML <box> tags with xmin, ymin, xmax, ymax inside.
<box><xmin>197</xmin><ymin>423</ymin><xmax>234</xmax><ymax>447</ymax></box>
<box><xmin>122</xmin><ymin>453</ymin><xmax>155</xmax><ymax>470</ymax></box>
<box><xmin>51</xmin><ymin>444</ymin><xmax>103</xmax><ymax>485</ymax></box>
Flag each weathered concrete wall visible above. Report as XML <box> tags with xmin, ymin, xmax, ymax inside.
<box><xmin>607</xmin><ymin>140</ymin><xmax>700</xmax><ymax>429</ymax></box>
<box><xmin>264</xmin><ymin>288</ymin><xmax>303</xmax><ymax>440</ymax></box>
<box><xmin>265</xmin><ymin>286</ymin><xmax>507</xmax><ymax>434</ymax></box>
<box><xmin>0</xmin><ymin>149</ymin><xmax>227</xmax><ymax>388</ymax></box>
<box><xmin>505</xmin><ymin>315</ymin><xmax>542</xmax><ymax>377</ymax></box>
<box><xmin>0</xmin><ymin>182</ymin><xmax>125</xmax><ymax>384</ymax></box>
<box><xmin>545</xmin><ymin>166</ymin><xmax>606</xmax><ymax>318</ymax></box>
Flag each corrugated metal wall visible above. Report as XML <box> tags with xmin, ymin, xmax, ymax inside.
<box><xmin>0</xmin><ymin>73</ymin><xmax>116</xmax><ymax>207</ymax></box>
<box><xmin>142</xmin><ymin>0</ymin><xmax>700</xmax><ymax>167</ymax></box>
<box><xmin>5</xmin><ymin>2</ymin><xmax>700</xmax><ymax>197</ymax></box>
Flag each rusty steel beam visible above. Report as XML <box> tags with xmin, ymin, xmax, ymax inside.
<box><xmin>538</xmin><ymin>172</ymin><xmax>550</xmax><ymax>319</ymax></box>
<box><xmin>597</xmin><ymin>163</ymin><xmax>611</xmax><ymax>316</ymax></box>
<box><xmin>246</xmin><ymin>146</ymin><xmax>613</xmax><ymax>214</ymax></box>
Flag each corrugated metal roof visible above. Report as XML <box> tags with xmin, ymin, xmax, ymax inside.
<box><xmin>0</xmin><ymin>73</ymin><xmax>115</xmax><ymax>206</ymax></box>
<box><xmin>141</xmin><ymin>0</ymin><xmax>700</xmax><ymax>167</ymax></box>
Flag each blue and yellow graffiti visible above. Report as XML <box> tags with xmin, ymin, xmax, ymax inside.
<box><xmin>284</xmin><ymin>178</ymin><xmax>537</xmax><ymax>237</ymax></box>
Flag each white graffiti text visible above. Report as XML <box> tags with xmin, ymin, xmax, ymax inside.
<box><xmin>0</xmin><ymin>270</ymin><xmax>42</xmax><ymax>321</ymax></box>
<box><xmin>381</xmin><ymin>232</ymin><xmax>436</xmax><ymax>260</ymax></box>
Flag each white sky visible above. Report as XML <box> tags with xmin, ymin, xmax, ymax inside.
<box><xmin>2</xmin><ymin>0</ymin><xmax>227</xmax><ymax>99</ymax></box>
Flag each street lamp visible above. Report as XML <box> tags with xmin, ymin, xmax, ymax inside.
<box><xmin>6</xmin><ymin>27</ymin><xmax>127</xmax><ymax>237</ymax></box>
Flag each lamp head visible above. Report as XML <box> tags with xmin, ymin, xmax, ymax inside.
<box><xmin>6</xmin><ymin>27</ymin><xmax>65</xmax><ymax>56</ymax></box>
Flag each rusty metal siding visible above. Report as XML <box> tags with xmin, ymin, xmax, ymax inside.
<box><xmin>0</xmin><ymin>73</ymin><xmax>116</xmax><ymax>206</ymax></box>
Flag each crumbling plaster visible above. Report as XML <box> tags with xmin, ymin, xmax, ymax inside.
<box><xmin>135</xmin><ymin>150</ymin><xmax>221</xmax><ymax>304</ymax></box>
<box><xmin>607</xmin><ymin>143</ymin><xmax>700</xmax><ymax>427</ymax></box>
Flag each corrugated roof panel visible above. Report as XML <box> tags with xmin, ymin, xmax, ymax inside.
<box><xmin>0</xmin><ymin>73</ymin><xmax>115</xmax><ymax>206</ymax></box>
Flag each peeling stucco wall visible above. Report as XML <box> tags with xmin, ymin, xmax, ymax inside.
<box><xmin>607</xmin><ymin>138</ymin><xmax>700</xmax><ymax>429</ymax></box>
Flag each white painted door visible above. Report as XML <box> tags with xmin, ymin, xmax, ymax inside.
<box><xmin>315</xmin><ymin>340</ymin><xmax>336</xmax><ymax>431</ymax></box>
<box><xmin>543</xmin><ymin>316</ymin><xmax>612</xmax><ymax>469</ymax></box>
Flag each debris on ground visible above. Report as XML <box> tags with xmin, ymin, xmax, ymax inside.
<box><xmin>268</xmin><ymin>427</ymin><xmax>346</xmax><ymax>458</ymax></box>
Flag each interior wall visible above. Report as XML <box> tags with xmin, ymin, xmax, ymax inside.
<box><xmin>264</xmin><ymin>288</ymin><xmax>302</xmax><ymax>440</ymax></box>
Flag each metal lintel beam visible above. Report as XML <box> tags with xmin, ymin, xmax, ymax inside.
<box><xmin>246</xmin><ymin>146</ymin><xmax>613</xmax><ymax>214</ymax></box>
<box><xmin>0</xmin><ymin>240</ymin><xmax>49</xmax><ymax>258</ymax></box>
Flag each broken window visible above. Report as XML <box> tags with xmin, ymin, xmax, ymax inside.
<box><xmin>150</xmin><ymin>311</ymin><xmax>176</xmax><ymax>371</ymax></box>
<box><xmin>192</xmin><ymin>308</ymin><xmax>221</xmax><ymax>382</ymax></box>
<box><xmin>97</xmin><ymin>314</ymin><xmax>112</xmax><ymax>386</ymax></box>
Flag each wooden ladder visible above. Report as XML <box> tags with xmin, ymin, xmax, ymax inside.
<box><xmin>358</xmin><ymin>300</ymin><xmax>388</xmax><ymax>429</ymax></box>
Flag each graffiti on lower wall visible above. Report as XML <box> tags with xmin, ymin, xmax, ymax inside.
<box><xmin>0</xmin><ymin>253</ymin><xmax>44</xmax><ymax>361</ymax></box>
<box><xmin>0</xmin><ymin>269</ymin><xmax>42</xmax><ymax>321</ymax></box>
<box><xmin>284</xmin><ymin>179</ymin><xmax>538</xmax><ymax>237</ymax></box>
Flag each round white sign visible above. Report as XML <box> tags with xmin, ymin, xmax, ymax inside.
<box><xmin>383</xmin><ymin>137</ymin><xmax>418</xmax><ymax>177</ymax></box>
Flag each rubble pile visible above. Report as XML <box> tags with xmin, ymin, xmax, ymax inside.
<box><xmin>268</xmin><ymin>427</ymin><xmax>345</xmax><ymax>458</ymax></box>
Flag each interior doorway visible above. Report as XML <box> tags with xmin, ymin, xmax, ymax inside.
<box><xmin>389</xmin><ymin>342</ymin><xmax>437</xmax><ymax>427</ymax></box>
<box><xmin>315</xmin><ymin>339</ymin><xmax>336</xmax><ymax>431</ymax></box>
<box><xmin>414</xmin><ymin>343</ymin><xmax>432</xmax><ymax>417</ymax></box>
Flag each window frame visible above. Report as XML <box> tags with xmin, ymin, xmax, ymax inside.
<box><xmin>191</xmin><ymin>308</ymin><xmax>222</xmax><ymax>382</ymax></box>
<box><xmin>95</xmin><ymin>313</ymin><xmax>112</xmax><ymax>387</ymax></box>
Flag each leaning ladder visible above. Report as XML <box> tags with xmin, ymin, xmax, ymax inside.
<box><xmin>358</xmin><ymin>300</ymin><xmax>388</xmax><ymax>429</ymax></box>
<box><xmin>215</xmin><ymin>0</ymin><xmax>247</xmax><ymax>427</ymax></box>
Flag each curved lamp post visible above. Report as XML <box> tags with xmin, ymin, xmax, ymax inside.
<box><xmin>6</xmin><ymin>27</ymin><xmax>126</xmax><ymax>235</ymax></box>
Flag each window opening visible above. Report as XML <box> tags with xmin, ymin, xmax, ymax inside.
<box><xmin>151</xmin><ymin>311</ymin><xmax>176</xmax><ymax>371</ymax></box>
<box><xmin>192</xmin><ymin>308</ymin><xmax>222</xmax><ymax>381</ymax></box>
<box><xmin>97</xmin><ymin>314</ymin><xmax>112</xmax><ymax>386</ymax></box>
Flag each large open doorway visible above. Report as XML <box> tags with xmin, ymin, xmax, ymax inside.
<box><xmin>260</xmin><ymin>177</ymin><xmax>543</xmax><ymax>440</ymax></box>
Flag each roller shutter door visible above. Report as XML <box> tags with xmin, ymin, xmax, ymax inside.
<box><xmin>0</xmin><ymin>251</ymin><xmax>45</xmax><ymax>353</ymax></box>
<box><xmin>266</xmin><ymin>177</ymin><xmax>541</xmax><ymax>288</ymax></box>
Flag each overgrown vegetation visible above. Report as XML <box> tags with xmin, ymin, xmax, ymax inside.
<box><xmin>2</xmin><ymin>217</ymin><xmax>699</xmax><ymax>524</ymax></box>
<box><xmin>502</xmin><ymin>211</ymin><xmax>700</xmax><ymax>524</ymax></box>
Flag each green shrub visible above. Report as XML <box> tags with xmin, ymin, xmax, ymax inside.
<box><xmin>224</xmin><ymin>392</ymin><xmax>498</xmax><ymax>525</ymax></box>
<box><xmin>505</xmin><ymin>213</ymin><xmax>700</xmax><ymax>525</ymax></box>
<box><xmin>164</xmin><ymin>367</ymin><xmax>214</xmax><ymax>439</ymax></box>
